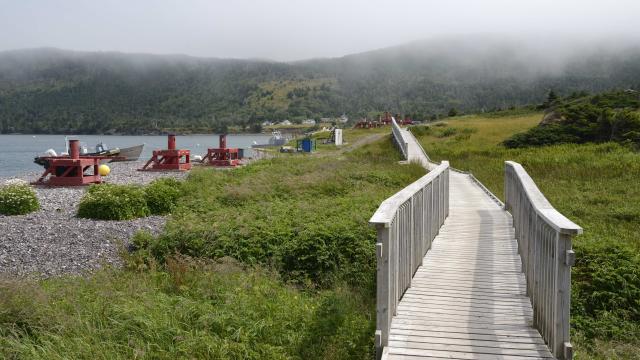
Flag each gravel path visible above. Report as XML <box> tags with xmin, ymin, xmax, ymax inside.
<box><xmin>0</xmin><ymin>161</ymin><xmax>187</xmax><ymax>277</ymax></box>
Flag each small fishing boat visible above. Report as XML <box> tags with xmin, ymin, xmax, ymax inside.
<box><xmin>33</xmin><ymin>142</ymin><xmax>144</xmax><ymax>168</ymax></box>
<box><xmin>100</xmin><ymin>143</ymin><xmax>144</xmax><ymax>162</ymax></box>
<box><xmin>252</xmin><ymin>130</ymin><xmax>290</xmax><ymax>148</ymax></box>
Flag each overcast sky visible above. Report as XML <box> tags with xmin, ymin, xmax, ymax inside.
<box><xmin>1</xmin><ymin>0</ymin><xmax>639</xmax><ymax>61</ymax></box>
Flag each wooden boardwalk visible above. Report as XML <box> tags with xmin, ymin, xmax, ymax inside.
<box><xmin>372</xmin><ymin>118</ymin><xmax>581</xmax><ymax>360</ymax></box>
<box><xmin>385</xmin><ymin>171</ymin><xmax>554</xmax><ymax>359</ymax></box>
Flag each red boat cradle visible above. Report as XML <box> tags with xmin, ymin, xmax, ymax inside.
<box><xmin>400</xmin><ymin>114</ymin><xmax>414</xmax><ymax>125</ymax></box>
<box><xmin>201</xmin><ymin>134</ymin><xmax>240</xmax><ymax>167</ymax></box>
<box><xmin>32</xmin><ymin>139</ymin><xmax>111</xmax><ymax>186</ymax></box>
<box><xmin>380</xmin><ymin>112</ymin><xmax>393</xmax><ymax>125</ymax></box>
<box><xmin>139</xmin><ymin>134</ymin><xmax>191</xmax><ymax>171</ymax></box>
<box><xmin>353</xmin><ymin>118</ymin><xmax>383</xmax><ymax>129</ymax></box>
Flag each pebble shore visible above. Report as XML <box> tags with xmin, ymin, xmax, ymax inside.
<box><xmin>0</xmin><ymin>161</ymin><xmax>187</xmax><ymax>277</ymax></box>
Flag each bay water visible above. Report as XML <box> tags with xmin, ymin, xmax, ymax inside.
<box><xmin>0</xmin><ymin>134</ymin><xmax>271</xmax><ymax>178</ymax></box>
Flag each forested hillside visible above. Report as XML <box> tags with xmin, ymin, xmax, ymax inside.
<box><xmin>1</xmin><ymin>37</ymin><xmax>640</xmax><ymax>134</ymax></box>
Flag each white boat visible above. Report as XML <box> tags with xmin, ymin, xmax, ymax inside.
<box><xmin>252</xmin><ymin>130</ymin><xmax>290</xmax><ymax>148</ymax></box>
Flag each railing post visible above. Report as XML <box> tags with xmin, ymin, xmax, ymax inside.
<box><xmin>375</xmin><ymin>224</ymin><xmax>390</xmax><ymax>360</ymax></box>
<box><xmin>554</xmin><ymin>232</ymin><xmax>574</xmax><ymax>359</ymax></box>
<box><xmin>408</xmin><ymin>197</ymin><xmax>414</xmax><ymax>286</ymax></box>
<box><xmin>445</xmin><ymin>166</ymin><xmax>450</xmax><ymax>218</ymax></box>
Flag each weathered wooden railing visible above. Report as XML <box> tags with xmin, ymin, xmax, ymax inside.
<box><xmin>391</xmin><ymin>118</ymin><xmax>408</xmax><ymax>159</ymax></box>
<box><xmin>504</xmin><ymin>161</ymin><xmax>582</xmax><ymax>360</ymax></box>
<box><xmin>370</xmin><ymin>161</ymin><xmax>450</xmax><ymax>359</ymax></box>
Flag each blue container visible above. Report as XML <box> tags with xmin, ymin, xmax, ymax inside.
<box><xmin>301</xmin><ymin>138</ymin><xmax>315</xmax><ymax>152</ymax></box>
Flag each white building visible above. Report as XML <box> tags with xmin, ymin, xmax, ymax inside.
<box><xmin>302</xmin><ymin>119</ymin><xmax>316</xmax><ymax>125</ymax></box>
<box><xmin>280</xmin><ymin>120</ymin><xmax>292</xmax><ymax>126</ymax></box>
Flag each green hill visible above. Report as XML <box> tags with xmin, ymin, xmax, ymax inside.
<box><xmin>504</xmin><ymin>90</ymin><xmax>640</xmax><ymax>148</ymax></box>
<box><xmin>2</xmin><ymin>37</ymin><xmax>640</xmax><ymax>134</ymax></box>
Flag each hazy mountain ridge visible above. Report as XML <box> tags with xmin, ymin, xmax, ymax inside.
<box><xmin>1</xmin><ymin>37</ymin><xmax>640</xmax><ymax>134</ymax></box>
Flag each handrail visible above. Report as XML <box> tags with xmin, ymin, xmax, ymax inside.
<box><xmin>371</xmin><ymin>161</ymin><xmax>450</xmax><ymax>359</ymax></box>
<box><xmin>407</xmin><ymin>126</ymin><xmax>434</xmax><ymax>165</ymax></box>
<box><xmin>391</xmin><ymin>117</ymin><xmax>408</xmax><ymax>159</ymax></box>
<box><xmin>504</xmin><ymin>161</ymin><xmax>582</xmax><ymax>360</ymax></box>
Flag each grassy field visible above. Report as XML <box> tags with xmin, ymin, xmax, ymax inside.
<box><xmin>413</xmin><ymin>113</ymin><xmax>640</xmax><ymax>359</ymax></box>
<box><xmin>0</xmin><ymin>129</ymin><xmax>423</xmax><ymax>359</ymax></box>
<box><xmin>3</xmin><ymin>116</ymin><xmax>637</xmax><ymax>358</ymax></box>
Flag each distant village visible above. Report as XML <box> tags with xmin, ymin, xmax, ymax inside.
<box><xmin>261</xmin><ymin>114</ymin><xmax>349</xmax><ymax>127</ymax></box>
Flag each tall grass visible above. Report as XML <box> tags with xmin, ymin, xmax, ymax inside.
<box><xmin>0</xmin><ymin>134</ymin><xmax>423</xmax><ymax>359</ymax></box>
<box><xmin>140</xmin><ymin>136</ymin><xmax>424</xmax><ymax>289</ymax></box>
<box><xmin>0</xmin><ymin>258</ymin><xmax>370</xmax><ymax>359</ymax></box>
<box><xmin>414</xmin><ymin>114</ymin><xmax>640</xmax><ymax>358</ymax></box>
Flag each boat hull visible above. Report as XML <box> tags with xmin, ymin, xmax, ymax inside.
<box><xmin>109</xmin><ymin>144</ymin><xmax>144</xmax><ymax>162</ymax></box>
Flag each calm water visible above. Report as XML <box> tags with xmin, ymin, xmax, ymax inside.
<box><xmin>0</xmin><ymin>134</ymin><xmax>271</xmax><ymax>177</ymax></box>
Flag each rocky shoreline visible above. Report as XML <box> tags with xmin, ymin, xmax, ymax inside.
<box><xmin>0</xmin><ymin>161</ymin><xmax>187</xmax><ymax>277</ymax></box>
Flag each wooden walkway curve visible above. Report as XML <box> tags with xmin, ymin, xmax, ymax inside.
<box><xmin>372</xmin><ymin>119</ymin><xmax>581</xmax><ymax>360</ymax></box>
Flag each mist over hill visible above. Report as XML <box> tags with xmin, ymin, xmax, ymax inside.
<box><xmin>1</xmin><ymin>36</ymin><xmax>640</xmax><ymax>134</ymax></box>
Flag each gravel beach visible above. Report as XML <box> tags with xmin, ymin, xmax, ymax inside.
<box><xmin>0</xmin><ymin>161</ymin><xmax>187</xmax><ymax>277</ymax></box>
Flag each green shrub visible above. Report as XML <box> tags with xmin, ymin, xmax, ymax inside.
<box><xmin>438</xmin><ymin>127</ymin><xmax>458</xmax><ymax>137</ymax></box>
<box><xmin>503</xmin><ymin>124</ymin><xmax>582</xmax><ymax>148</ymax></box>
<box><xmin>0</xmin><ymin>184</ymin><xmax>39</xmax><ymax>215</ymax></box>
<box><xmin>503</xmin><ymin>91</ymin><xmax>640</xmax><ymax>148</ymax></box>
<box><xmin>572</xmin><ymin>242</ymin><xmax>640</xmax><ymax>341</ymax></box>
<box><xmin>145</xmin><ymin>178</ymin><xmax>183</xmax><ymax>215</ymax></box>
<box><xmin>77</xmin><ymin>184</ymin><xmax>149</xmax><ymax>220</ymax></box>
<box><xmin>409</xmin><ymin>125</ymin><xmax>432</xmax><ymax>137</ymax></box>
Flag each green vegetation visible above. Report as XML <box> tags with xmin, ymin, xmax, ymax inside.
<box><xmin>78</xmin><ymin>184</ymin><xmax>150</xmax><ymax>220</ymax></box>
<box><xmin>3</xmin><ymin>41</ymin><xmax>640</xmax><ymax>134</ymax></box>
<box><xmin>413</xmin><ymin>113</ymin><xmax>640</xmax><ymax>358</ymax></box>
<box><xmin>138</xmin><ymin>138</ymin><xmax>424</xmax><ymax>288</ymax></box>
<box><xmin>1</xmin><ymin>134</ymin><xmax>423</xmax><ymax>358</ymax></box>
<box><xmin>0</xmin><ymin>257</ymin><xmax>369</xmax><ymax>359</ymax></box>
<box><xmin>505</xmin><ymin>90</ymin><xmax>640</xmax><ymax>148</ymax></box>
<box><xmin>144</xmin><ymin>178</ymin><xmax>184</xmax><ymax>215</ymax></box>
<box><xmin>78</xmin><ymin>180</ymin><xmax>186</xmax><ymax>220</ymax></box>
<box><xmin>0</xmin><ymin>183</ymin><xmax>39</xmax><ymax>215</ymax></box>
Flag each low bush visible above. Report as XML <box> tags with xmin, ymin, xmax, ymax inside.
<box><xmin>503</xmin><ymin>91</ymin><xmax>640</xmax><ymax>148</ymax></box>
<box><xmin>438</xmin><ymin>127</ymin><xmax>458</xmax><ymax>137</ymax></box>
<box><xmin>0</xmin><ymin>183</ymin><xmax>39</xmax><ymax>215</ymax></box>
<box><xmin>572</xmin><ymin>242</ymin><xmax>640</xmax><ymax>341</ymax></box>
<box><xmin>145</xmin><ymin>178</ymin><xmax>183</xmax><ymax>215</ymax></box>
<box><xmin>503</xmin><ymin>124</ymin><xmax>581</xmax><ymax>148</ymax></box>
<box><xmin>77</xmin><ymin>184</ymin><xmax>149</xmax><ymax>220</ymax></box>
<box><xmin>409</xmin><ymin>125</ymin><xmax>432</xmax><ymax>137</ymax></box>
